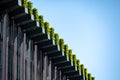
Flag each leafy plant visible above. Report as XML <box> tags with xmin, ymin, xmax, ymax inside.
<box><xmin>54</xmin><ymin>33</ymin><xmax>59</xmax><ymax>46</ymax></box>
<box><xmin>84</xmin><ymin>68</ymin><xmax>88</xmax><ymax>80</ymax></box>
<box><xmin>69</xmin><ymin>49</ymin><xmax>73</xmax><ymax>62</ymax></box>
<box><xmin>81</xmin><ymin>64</ymin><xmax>84</xmax><ymax>76</ymax></box>
<box><xmin>50</xmin><ymin>28</ymin><xmax>54</xmax><ymax>40</ymax></box>
<box><xmin>76</xmin><ymin>60</ymin><xmax>80</xmax><ymax>71</ymax></box>
<box><xmin>44</xmin><ymin>22</ymin><xmax>50</xmax><ymax>34</ymax></box>
<box><xmin>21</xmin><ymin>0</ymin><xmax>28</xmax><ymax>7</ymax></box>
<box><xmin>92</xmin><ymin>77</ymin><xmax>95</xmax><ymax>80</ymax></box>
<box><xmin>33</xmin><ymin>8</ymin><xmax>39</xmax><ymax>21</ymax></box>
<box><xmin>27</xmin><ymin>1</ymin><xmax>33</xmax><ymax>14</ymax></box>
<box><xmin>39</xmin><ymin>15</ymin><xmax>44</xmax><ymax>28</ymax></box>
<box><xmin>64</xmin><ymin>44</ymin><xmax>69</xmax><ymax>57</ymax></box>
<box><xmin>88</xmin><ymin>73</ymin><xmax>92</xmax><ymax>80</ymax></box>
<box><xmin>59</xmin><ymin>39</ymin><xmax>64</xmax><ymax>51</ymax></box>
<box><xmin>73</xmin><ymin>54</ymin><xmax>77</xmax><ymax>66</ymax></box>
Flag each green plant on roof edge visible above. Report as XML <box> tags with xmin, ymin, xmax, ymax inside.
<box><xmin>64</xmin><ymin>44</ymin><xmax>69</xmax><ymax>57</ymax></box>
<box><xmin>73</xmin><ymin>54</ymin><xmax>77</xmax><ymax>67</ymax></box>
<box><xmin>59</xmin><ymin>39</ymin><xmax>64</xmax><ymax>51</ymax></box>
<box><xmin>81</xmin><ymin>64</ymin><xmax>84</xmax><ymax>76</ymax></box>
<box><xmin>27</xmin><ymin>1</ymin><xmax>33</xmax><ymax>14</ymax></box>
<box><xmin>50</xmin><ymin>28</ymin><xmax>54</xmax><ymax>40</ymax></box>
<box><xmin>84</xmin><ymin>68</ymin><xmax>88</xmax><ymax>80</ymax></box>
<box><xmin>44</xmin><ymin>22</ymin><xmax>50</xmax><ymax>34</ymax></box>
<box><xmin>33</xmin><ymin>8</ymin><xmax>39</xmax><ymax>21</ymax></box>
<box><xmin>21</xmin><ymin>0</ymin><xmax>28</xmax><ymax>7</ymax></box>
<box><xmin>39</xmin><ymin>15</ymin><xmax>44</xmax><ymax>28</ymax></box>
<box><xmin>92</xmin><ymin>77</ymin><xmax>95</xmax><ymax>80</ymax></box>
<box><xmin>76</xmin><ymin>60</ymin><xmax>80</xmax><ymax>71</ymax></box>
<box><xmin>88</xmin><ymin>73</ymin><xmax>92</xmax><ymax>80</ymax></box>
<box><xmin>54</xmin><ymin>33</ymin><xmax>59</xmax><ymax>46</ymax></box>
<box><xmin>69</xmin><ymin>49</ymin><xmax>73</xmax><ymax>62</ymax></box>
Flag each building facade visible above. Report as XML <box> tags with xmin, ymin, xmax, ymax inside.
<box><xmin>0</xmin><ymin>0</ymin><xmax>94</xmax><ymax>80</ymax></box>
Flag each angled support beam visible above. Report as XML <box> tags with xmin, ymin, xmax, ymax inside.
<box><xmin>25</xmin><ymin>27</ymin><xmax>43</xmax><ymax>37</ymax></box>
<box><xmin>31</xmin><ymin>34</ymin><xmax>50</xmax><ymax>43</ymax></box>
<box><xmin>0</xmin><ymin>0</ymin><xmax>22</xmax><ymax>12</ymax></box>
<box><xmin>15</xmin><ymin>14</ymin><xmax>34</xmax><ymax>25</ymax></box>
<box><xmin>9</xmin><ymin>7</ymin><xmax>28</xmax><ymax>19</ymax></box>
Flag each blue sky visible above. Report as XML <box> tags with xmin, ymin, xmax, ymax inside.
<box><xmin>31</xmin><ymin>0</ymin><xmax>120</xmax><ymax>80</ymax></box>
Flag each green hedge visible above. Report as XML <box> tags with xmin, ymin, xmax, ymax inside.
<box><xmin>73</xmin><ymin>54</ymin><xmax>77</xmax><ymax>66</ymax></box>
<box><xmin>54</xmin><ymin>33</ymin><xmax>59</xmax><ymax>46</ymax></box>
<box><xmin>44</xmin><ymin>22</ymin><xmax>50</xmax><ymax>34</ymax></box>
<box><xmin>92</xmin><ymin>77</ymin><xmax>95</xmax><ymax>80</ymax></box>
<box><xmin>84</xmin><ymin>68</ymin><xmax>88</xmax><ymax>80</ymax></box>
<box><xmin>39</xmin><ymin>15</ymin><xmax>44</xmax><ymax>28</ymax></box>
<box><xmin>59</xmin><ymin>39</ymin><xmax>64</xmax><ymax>51</ymax></box>
<box><xmin>21</xmin><ymin>0</ymin><xmax>28</xmax><ymax>7</ymax></box>
<box><xmin>88</xmin><ymin>73</ymin><xmax>91</xmax><ymax>80</ymax></box>
<box><xmin>27</xmin><ymin>1</ymin><xmax>33</xmax><ymax>14</ymax></box>
<box><xmin>33</xmin><ymin>8</ymin><xmax>39</xmax><ymax>21</ymax></box>
<box><xmin>76</xmin><ymin>60</ymin><xmax>80</xmax><ymax>71</ymax></box>
<box><xmin>81</xmin><ymin>64</ymin><xmax>84</xmax><ymax>76</ymax></box>
<box><xmin>50</xmin><ymin>28</ymin><xmax>54</xmax><ymax>40</ymax></box>
<box><xmin>64</xmin><ymin>44</ymin><xmax>69</xmax><ymax>57</ymax></box>
<box><xmin>69</xmin><ymin>49</ymin><xmax>73</xmax><ymax>62</ymax></box>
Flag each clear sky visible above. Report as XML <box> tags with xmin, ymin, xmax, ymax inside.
<box><xmin>31</xmin><ymin>0</ymin><xmax>120</xmax><ymax>80</ymax></box>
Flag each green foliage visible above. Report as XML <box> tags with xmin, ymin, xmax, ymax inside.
<box><xmin>92</xmin><ymin>77</ymin><xmax>95</xmax><ymax>80</ymax></box>
<box><xmin>81</xmin><ymin>64</ymin><xmax>84</xmax><ymax>76</ymax></box>
<box><xmin>84</xmin><ymin>68</ymin><xmax>88</xmax><ymax>79</ymax></box>
<box><xmin>33</xmin><ymin>8</ymin><xmax>39</xmax><ymax>21</ymax></box>
<box><xmin>44</xmin><ymin>22</ymin><xmax>50</xmax><ymax>34</ymax></box>
<box><xmin>50</xmin><ymin>28</ymin><xmax>54</xmax><ymax>40</ymax></box>
<box><xmin>59</xmin><ymin>39</ymin><xmax>64</xmax><ymax>51</ymax></box>
<box><xmin>54</xmin><ymin>33</ymin><xmax>59</xmax><ymax>46</ymax></box>
<box><xmin>76</xmin><ymin>60</ymin><xmax>80</xmax><ymax>71</ymax></box>
<box><xmin>39</xmin><ymin>15</ymin><xmax>44</xmax><ymax>28</ymax></box>
<box><xmin>27</xmin><ymin>1</ymin><xmax>33</xmax><ymax>14</ymax></box>
<box><xmin>21</xmin><ymin>0</ymin><xmax>28</xmax><ymax>7</ymax></box>
<box><xmin>69</xmin><ymin>49</ymin><xmax>73</xmax><ymax>62</ymax></box>
<box><xmin>64</xmin><ymin>44</ymin><xmax>69</xmax><ymax>57</ymax></box>
<box><xmin>88</xmin><ymin>73</ymin><xmax>92</xmax><ymax>80</ymax></box>
<box><xmin>73</xmin><ymin>54</ymin><xmax>77</xmax><ymax>66</ymax></box>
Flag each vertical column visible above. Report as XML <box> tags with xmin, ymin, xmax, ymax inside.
<box><xmin>2</xmin><ymin>13</ymin><xmax>9</xmax><ymax>80</ymax></box>
<box><xmin>59</xmin><ymin>70</ymin><xmax>63</xmax><ymax>80</ymax></box>
<box><xmin>20</xmin><ymin>38</ymin><xmax>24</xmax><ymax>80</ymax></box>
<box><xmin>47</xmin><ymin>60</ymin><xmax>52</xmax><ymax>80</ymax></box>
<box><xmin>43</xmin><ymin>55</ymin><xmax>47</xmax><ymax>80</ymax></box>
<box><xmin>40</xmin><ymin>50</ymin><xmax>43</xmax><ymax>80</ymax></box>
<box><xmin>52</xmin><ymin>64</ymin><xmax>58</xmax><ymax>80</ymax></box>
<box><xmin>27</xmin><ymin>40</ymin><xmax>31</xmax><ymax>80</ymax></box>
<box><xmin>23</xmin><ymin>33</ymin><xmax>26</xmax><ymax>80</ymax></box>
<box><xmin>13</xmin><ymin>36</ymin><xmax>17</xmax><ymax>80</ymax></box>
<box><xmin>20</xmin><ymin>28</ymin><xmax>24</xmax><ymax>80</ymax></box>
<box><xmin>34</xmin><ymin>45</ymin><xmax>37</xmax><ymax>80</ymax></box>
